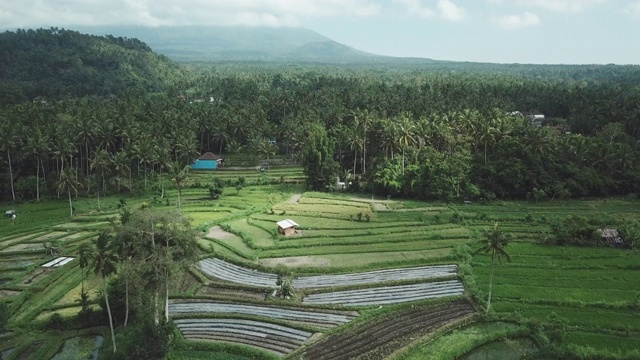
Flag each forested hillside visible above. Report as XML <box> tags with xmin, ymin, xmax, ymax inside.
<box><xmin>0</xmin><ymin>28</ymin><xmax>187</xmax><ymax>103</ymax></box>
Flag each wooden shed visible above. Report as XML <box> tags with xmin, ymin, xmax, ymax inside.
<box><xmin>599</xmin><ymin>228</ymin><xmax>623</xmax><ymax>244</ymax></box>
<box><xmin>277</xmin><ymin>219</ymin><xmax>299</xmax><ymax>236</ymax></box>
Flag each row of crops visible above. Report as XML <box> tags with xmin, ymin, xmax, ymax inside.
<box><xmin>172</xmin><ymin>258</ymin><xmax>468</xmax><ymax>356</ymax></box>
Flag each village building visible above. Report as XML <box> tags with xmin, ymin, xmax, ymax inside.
<box><xmin>191</xmin><ymin>152</ymin><xmax>222</xmax><ymax>170</ymax></box>
<box><xmin>277</xmin><ymin>219</ymin><xmax>299</xmax><ymax>236</ymax></box>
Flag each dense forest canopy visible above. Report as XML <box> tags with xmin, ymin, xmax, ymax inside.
<box><xmin>0</xmin><ymin>28</ymin><xmax>188</xmax><ymax>103</ymax></box>
<box><xmin>1</xmin><ymin>28</ymin><xmax>639</xmax><ymax>203</ymax></box>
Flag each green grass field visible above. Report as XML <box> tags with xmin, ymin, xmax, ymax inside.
<box><xmin>1</xmin><ymin>175</ymin><xmax>639</xmax><ymax>359</ymax></box>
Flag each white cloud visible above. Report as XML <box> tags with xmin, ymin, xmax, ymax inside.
<box><xmin>393</xmin><ymin>0</ymin><xmax>466</xmax><ymax>21</ymax></box>
<box><xmin>624</xmin><ymin>1</ymin><xmax>640</xmax><ymax>16</ymax></box>
<box><xmin>392</xmin><ymin>0</ymin><xmax>435</xmax><ymax>18</ymax></box>
<box><xmin>488</xmin><ymin>0</ymin><xmax>608</xmax><ymax>13</ymax></box>
<box><xmin>0</xmin><ymin>0</ymin><xmax>382</xmax><ymax>28</ymax></box>
<box><xmin>437</xmin><ymin>0</ymin><xmax>465</xmax><ymax>21</ymax></box>
<box><xmin>493</xmin><ymin>11</ymin><xmax>541</xmax><ymax>29</ymax></box>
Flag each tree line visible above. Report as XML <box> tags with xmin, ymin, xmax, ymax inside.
<box><xmin>1</xmin><ymin>62</ymin><xmax>639</xmax><ymax>202</ymax></box>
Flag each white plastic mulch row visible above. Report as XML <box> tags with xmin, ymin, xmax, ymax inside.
<box><xmin>199</xmin><ymin>258</ymin><xmax>278</xmax><ymax>288</ymax></box>
<box><xmin>169</xmin><ymin>301</ymin><xmax>354</xmax><ymax>327</ymax></box>
<box><xmin>174</xmin><ymin>318</ymin><xmax>312</xmax><ymax>355</ymax></box>
<box><xmin>293</xmin><ymin>264</ymin><xmax>457</xmax><ymax>288</ymax></box>
<box><xmin>302</xmin><ymin>280</ymin><xmax>465</xmax><ymax>307</ymax></box>
<box><xmin>41</xmin><ymin>257</ymin><xmax>74</xmax><ymax>268</ymax></box>
<box><xmin>198</xmin><ymin>258</ymin><xmax>457</xmax><ymax>289</ymax></box>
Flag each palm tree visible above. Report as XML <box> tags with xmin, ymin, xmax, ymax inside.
<box><xmin>474</xmin><ymin>222</ymin><xmax>511</xmax><ymax>314</ymax></box>
<box><xmin>24</xmin><ymin>130</ymin><xmax>52</xmax><ymax>201</ymax></box>
<box><xmin>112</xmin><ymin>150</ymin><xmax>130</xmax><ymax>193</ymax></box>
<box><xmin>56</xmin><ymin>167</ymin><xmax>81</xmax><ymax>217</ymax></box>
<box><xmin>92</xmin><ymin>232</ymin><xmax>119</xmax><ymax>353</ymax></box>
<box><xmin>78</xmin><ymin>243</ymin><xmax>93</xmax><ymax>297</ymax></box>
<box><xmin>169</xmin><ymin>162</ymin><xmax>190</xmax><ymax>211</ymax></box>
<box><xmin>395</xmin><ymin>113</ymin><xmax>416</xmax><ymax>175</ymax></box>
<box><xmin>0</xmin><ymin>121</ymin><xmax>22</xmax><ymax>201</ymax></box>
<box><xmin>91</xmin><ymin>148</ymin><xmax>112</xmax><ymax>199</ymax></box>
<box><xmin>111</xmin><ymin>224</ymin><xmax>134</xmax><ymax>327</ymax></box>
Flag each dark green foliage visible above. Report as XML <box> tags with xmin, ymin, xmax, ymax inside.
<box><xmin>207</xmin><ymin>177</ymin><xmax>226</xmax><ymax>200</ymax></box>
<box><xmin>0</xmin><ymin>28</ymin><xmax>185</xmax><ymax>102</ymax></box>
<box><xmin>45</xmin><ymin>312</ymin><xmax>64</xmax><ymax>330</ymax></box>
<box><xmin>550</xmin><ymin>215</ymin><xmax>600</xmax><ymax>246</ymax></box>
<box><xmin>0</xmin><ymin>302</ymin><xmax>9</xmax><ymax>330</ymax></box>
<box><xmin>107</xmin><ymin>316</ymin><xmax>171</xmax><ymax>360</ymax></box>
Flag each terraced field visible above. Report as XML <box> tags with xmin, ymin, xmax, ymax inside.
<box><xmin>169</xmin><ymin>301</ymin><xmax>357</xmax><ymax>328</ymax></box>
<box><xmin>298</xmin><ymin>299</ymin><xmax>475</xmax><ymax>360</ymax></box>
<box><xmin>174</xmin><ymin>318</ymin><xmax>312</xmax><ymax>356</ymax></box>
<box><xmin>302</xmin><ymin>280</ymin><xmax>465</xmax><ymax>307</ymax></box>
<box><xmin>199</xmin><ymin>258</ymin><xmax>460</xmax><ymax>291</ymax></box>
<box><xmin>3</xmin><ymin>187</ymin><xmax>638</xmax><ymax>360</ymax></box>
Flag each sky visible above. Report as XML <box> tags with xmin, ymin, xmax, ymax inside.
<box><xmin>1</xmin><ymin>0</ymin><xmax>639</xmax><ymax>64</ymax></box>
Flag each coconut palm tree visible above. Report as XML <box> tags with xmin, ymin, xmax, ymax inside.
<box><xmin>474</xmin><ymin>222</ymin><xmax>511</xmax><ymax>314</ymax></box>
<box><xmin>24</xmin><ymin>130</ymin><xmax>52</xmax><ymax>201</ymax></box>
<box><xmin>169</xmin><ymin>161</ymin><xmax>190</xmax><ymax>211</ymax></box>
<box><xmin>78</xmin><ymin>243</ymin><xmax>93</xmax><ymax>297</ymax></box>
<box><xmin>0</xmin><ymin>120</ymin><xmax>22</xmax><ymax>201</ymax></box>
<box><xmin>395</xmin><ymin>113</ymin><xmax>416</xmax><ymax>175</ymax></box>
<box><xmin>56</xmin><ymin>167</ymin><xmax>81</xmax><ymax>217</ymax></box>
<box><xmin>91</xmin><ymin>148</ymin><xmax>112</xmax><ymax>198</ymax></box>
<box><xmin>92</xmin><ymin>232</ymin><xmax>119</xmax><ymax>353</ymax></box>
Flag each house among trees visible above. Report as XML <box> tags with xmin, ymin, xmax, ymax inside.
<box><xmin>191</xmin><ymin>152</ymin><xmax>222</xmax><ymax>170</ymax></box>
<box><xmin>277</xmin><ymin>219</ymin><xmax>299</xmax><ymax>236</ymax></box>
<box><xmin>598</xmin><ymin>228</ymin><xmax>623</xmax><ymax>245</ymax></box>
<box><xmin>508</xmin><ymin>111</ymin><xmax>545</xmax><ymax>127</ymax></box>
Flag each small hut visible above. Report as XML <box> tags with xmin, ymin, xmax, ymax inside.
<box><xmin>599</xmin><ymin>228</ymin><xmax>622</xmax><ymax>244</ymax></box>
<box><xmin>277</xmin><ymin>219</ymin><xmax>299</xmax><ymax>236</ymax></box>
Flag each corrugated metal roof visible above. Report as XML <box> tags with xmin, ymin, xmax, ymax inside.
<box><xmin>277</xmin><ymin>219</ymin><xmax>299</xmax><ymax>229</ymax></box>
<box><xmin>599</xmin><ymin>228</ymin><xmax>619</xmax><ymax>238</ymax></box>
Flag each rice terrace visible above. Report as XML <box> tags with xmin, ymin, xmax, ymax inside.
<box><xmin>0</xmin><ymin>164</ymin><xmax>639</xmax><ymax>359</ymax></box>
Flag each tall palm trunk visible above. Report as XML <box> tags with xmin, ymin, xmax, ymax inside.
<box><xmin>7</xmin><ymin>150</ymin><xmax>15</xmax><ymax>201</ymax></box>
<box><xmin>164</xmin><ymin>267</ymin><xmax>170</xmax><ymax>322</ymax></box>
<box><xmin>104</xmin><ymin>280</ymin><xmax>117</xmax><ymax>353</ymax></box>
<box><xmin>36</xmin><ymin>158</ymin><xmax>40</xmax><ymax>201</ymax></box>
<box><xmin>487</xmin><ymin>253</ymin><xmax>495</xmax><ymax>314</ymax></box>
<box><xmin>67</xmin><ymin>186</ymin><xmax>73</xmax><ymax>217</ymax></box>
<box><xmin>124</xmin><ymin>269</ymin><xmax>129</xmax><ymax>327</ymax></box>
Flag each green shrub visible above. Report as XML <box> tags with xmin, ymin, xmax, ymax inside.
<box><xmin>0</xmin><ymin>302</ymin><xmax>9</xmax><ymax>330</ymax></box>
<box><xmin>46</xmin><ymin>312</ymin><xmax>64</xmax><ymax>330</ymax></box>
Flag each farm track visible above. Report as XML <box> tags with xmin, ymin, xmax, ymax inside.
<box><xmin>302</xmin><ymin>299</ymin><xmax>475</xmax><ymax>360</ymax></box>
<box><xmin>199</xmin><ymin>258</ymin><xmax>458</xmax><ymax>290</ymax></box>
<box><xmin>169</xmin><ymin>301</ymin><xmax>357</xmax><ymax>328</ymax></box>
<box><xmin>302</xmin><ymin>280</ymin><xmax>465</xmax><ymax>307</ymax></box>
<box><xmin>174</xmin><ymin>318</ymin><xmax>312</xmax><ymax>356</ymax></box>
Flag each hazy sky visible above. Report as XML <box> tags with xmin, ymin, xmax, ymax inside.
<box><xmin>1</xmin><ymin>0</ymin><xmax>639</xmax><ymax>64</ymax></box>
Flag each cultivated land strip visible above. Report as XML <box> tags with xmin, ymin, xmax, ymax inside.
<box><xmin>301</xmin><ymin>299</ymin><xmax>475</xmax><ymax>360</ymax></box>
<box><xmin>173</xmin><ymin>318</ymin><xmax>312</xmax><ymax>356</ymax></box>
<box><xmin>198</xmin><ymin>258</ymin><xmax>459</xmax><ymax>289</ymax></box>
<box><xmin>169</xmin><ymin>301</ymin><xmax>357</xmax><ymax>328</ymax></box>
<box><xmin>302</xmin><ymin>280</ymin><xmax>465</xmax><ymax>307</ymax></box>
<box><xmin>293</xmin><ymin>264</ymin><xmax>457</xmax><ymax>288</ymax></box>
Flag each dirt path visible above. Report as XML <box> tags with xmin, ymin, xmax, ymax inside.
<box><xmin>289</xmin><ymin>194</ymin><xmax>302</xmax><ymax>204</ymax></box>
<box><xmin>206</xmin><ymin>226</ymin><xmax>237</xmax><ymax>240</ymax></box>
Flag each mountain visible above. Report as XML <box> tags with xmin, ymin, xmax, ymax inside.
<box><xmin>0</xmin><ymin>28</ymin><xmax>186</xmax><ymax>103</ymax></box>
<box><xmin>74</xmin><ymin>25</ymin><xmax>391</xmax><ymax>64</ymax></box>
